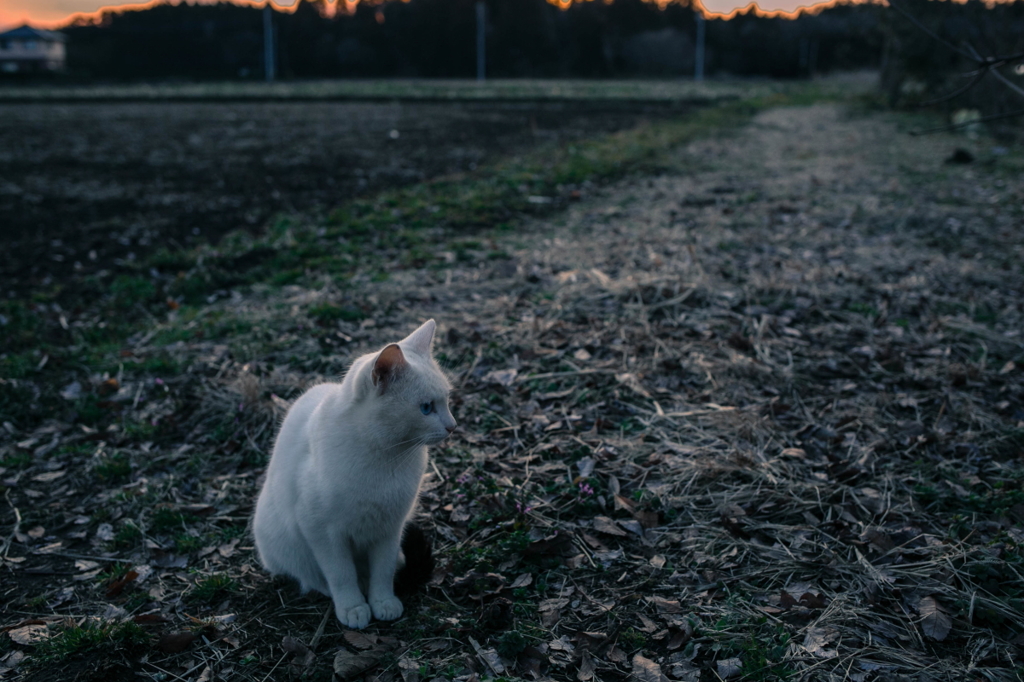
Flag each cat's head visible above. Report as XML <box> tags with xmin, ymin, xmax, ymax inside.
<box><xmin>368</xmin><ymin>319</ymin><xmax>457</xmax><ymax>445</ymax></box>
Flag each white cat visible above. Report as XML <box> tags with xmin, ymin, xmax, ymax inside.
<box><xmin>253</xmin><ymin>319</ymin><xmax>456</xmax><ymax>628</ymax></box>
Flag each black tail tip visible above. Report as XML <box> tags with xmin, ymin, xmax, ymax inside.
<box><xmin>395</xmin><ymin>523</ymin><xmax>435</xmax><ymax>596</ymax></box>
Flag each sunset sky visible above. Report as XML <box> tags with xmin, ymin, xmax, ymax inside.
<box><xmin>0</xmin><ymin>0</ymin><xmax>857</xmax><ymax>30</ymax></box>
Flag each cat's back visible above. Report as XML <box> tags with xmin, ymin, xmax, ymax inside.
<box><xmin>268</xmin><ymin>382</ymin><xmax>339</xmax><ymax>466</ymax></box>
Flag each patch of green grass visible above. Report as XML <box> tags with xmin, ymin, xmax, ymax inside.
<box><xmin>110</xmin><ymin>275</ymin><xmax>159</xmax><ymax>310</ymax></box>
<box><xmin>848</xmin><ymin>302</ymin><xmax>878</xmax><ymax>317</ymax></box>
<box><xmin>33</xmin><ymin>621</ymin><xmax>149</xmax><ymax>665</ymax></box>
<box><xmin>495</xmin><ymin>630</ymin><xmax>528</xmax><ymax>658</ymax></box>
<box><xmin>733</xmin><ymin>621</ymin><xmax>793</xmax><ymax>680</ymax></box>
<box><xmin>0</xmin><ymin>301</ymin><xmax>46</xmax><ymax>354</ymax></box>
<box><xmin>308</xmin><ymin>302</ymin><xmax>366</xmax><ymax>325</ymax></box>
<box><xmin>0</xmin><ymin>450</ymin><xmax>32</xmax><ymax>469</ymax></box>
<box><xmin>93</xmin><ymin>452</ymin><xmax>131</xmax><ymax>483</ymax></box>
<box><xmin>149</xmin><ymin>508</ymin><xmax>199</xmax><ymax>533</ymax></box>
<box><xmin>618</xmin><ymin>627</ymin><xmax>647</xmax><ymax>651</ymax></box>
<box><xmin>138</xmin><ymin>353</ymin><xmax>181</xmax><ymax>376</ymax></box>
<box><xmin>113</xmin><ymin>521</ymin><xmax>142</xmax><ymax>548</ymax></box>
<box><xmin>74</xmin><ymin>394</ymin><xmax>107</xmax><ymax>427</ymax></box>
<box><xmin>189</xmin><ymin>573</ymin><xmax>236</xmax><ymax>602</ymax></box>
<box><xmin>173</xmin><ymin>532</ymin><xmax>204</xmax><ymax>554</ymax></box>
<box><xmin>915</xmin><ymin>483</ymin><xmax>1024</xmax><ymax>518</ymax></box>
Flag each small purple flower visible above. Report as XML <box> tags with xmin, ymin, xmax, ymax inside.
<box><xmin>457</xmin><ymin>472</ymin><xmax>473</xmax><ymax>485</ymax></box>
<box><xmin>578</xmin><ymin>482</ymin><xmax>594</xmax><ymax>496</ymax></box>
<box><xmin>155</xmin><ymin>378</ymin><xmax>164</xmax><ymax>385</ymax></box>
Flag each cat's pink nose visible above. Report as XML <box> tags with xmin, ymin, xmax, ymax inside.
<box><xmin>446</xmin><ymin>424</ymin><xmax>457</xmax><ymax>433</ymax></box>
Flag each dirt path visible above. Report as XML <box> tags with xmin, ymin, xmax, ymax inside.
<box><xmin>4</xmin><ymin>101</ymin><xmax>1023</xmax><ymax>681</ymax></box>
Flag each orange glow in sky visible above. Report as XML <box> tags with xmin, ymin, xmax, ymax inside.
<box><xmin>0</xmin><ymin>1</ymin><xmax>304</xmax><ymax>30</ymax></box>
<box><xmin>0</xmin><ymin>0</ymin><xmax>986</xmax><ymax>29</ymax></box>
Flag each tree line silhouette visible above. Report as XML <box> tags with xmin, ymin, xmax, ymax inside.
<box><xmin>57</xmin><ymin>0</ymin><xmax>886</xmax><ymax>80</ymax></box>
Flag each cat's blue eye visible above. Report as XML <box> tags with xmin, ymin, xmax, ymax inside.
<box><xmin>420</xmin><ymin>402</ymin><xmax>433</xmax><ymax>415</ymax></box>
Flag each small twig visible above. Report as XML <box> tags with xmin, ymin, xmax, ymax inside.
<box><xmin>309</xmin><ymin>605</ymin><xmax>331</xmax><ymax>651</ymax></box>
<box><xmin>516</xmin><ymin>369</ymin><xmax>616</xmax><ymax>382</ymax></box>
<box><xmin>259</xmin><ymin>652</ymin><xmax>290</xmax><ymax>682</ymax></box>
<box><xmin>2</xmin><ymin>490</ymin><xmax>21</xmax><ymax>560</ymax></box>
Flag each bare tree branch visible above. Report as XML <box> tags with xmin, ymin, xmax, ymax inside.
<box><xmin>910</xmin><ymin>107</ymin><xmax>1024</xmax><ymax>136</ymax></box>
<box><xmin>989</xmin><ymin>68</ymin><xmax>1024</xmax><ymax>101</ymax></box>
<box><xmin>914</xmin><ymin>70</ymin><xmax>987</xmax><ymax>108</ymax></box>
<box><xmin>886</xmin><ymin>0</ymin><xmax>974</xmax><ymax>60</ymax></box>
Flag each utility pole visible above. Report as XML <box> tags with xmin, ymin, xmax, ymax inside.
<box><xmin>263</xmin><ymin>4</ymin><xmax>276</xmax><ymax>82</ymax></box>
<box><xmin>695</xmin><ymin>12</ymin><xmax>705</xmax><ymax>81</ymax></box>
<box><xmin>476</xmin><ymin>1</ymin><xmax>486</xmax><ymax>82</ymax></box>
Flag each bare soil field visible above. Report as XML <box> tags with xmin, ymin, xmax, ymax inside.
<box><xmin>0</xmin><ymin>99</ymin><xmax>684</xmax><ymax>295</ymax></box>
<box><xmin>1</xmin><ymin>86</ymin><xmax>1024</xmax><ymax>682</ymax></box>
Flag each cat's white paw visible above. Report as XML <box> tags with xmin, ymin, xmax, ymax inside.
<box><xmin>336</xmin><ymin>602</ymin><xmax>371</xmax><ymax>629</ymax></box>
<box><xmin>370</xmin><ymin>595</ymin><xmax>404</xmax><ymax>621</ymax></box>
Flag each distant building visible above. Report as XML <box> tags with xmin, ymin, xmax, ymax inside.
<box><xmin>0</xmin><ymin>25</ymin><xmax>67</xmax><ymax>74</ymax></box>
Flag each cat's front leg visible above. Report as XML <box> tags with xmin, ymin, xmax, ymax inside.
<box><xmin>366</xmin><ymin>538</ymin><xmax>403</xmax><ymax>621</ymax></box>
<box><xmin>310</xmin><ymin>536</ymin><xmax>371</xmax><ymax>628</ymax></box>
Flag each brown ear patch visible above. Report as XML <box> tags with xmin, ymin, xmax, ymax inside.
<box><xmin>372</xmin><ymin>344</ymin><xmax>407</xmax><ymax>391</ymax></box>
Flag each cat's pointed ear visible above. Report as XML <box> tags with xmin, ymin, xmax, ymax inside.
<box><xmin>402</xmin><ymin>319</ymin><xmax>436</xmax><ymax>356</ymax></box>
<box><xmin>372</xmin><ymin>344</ymin><xmax>407</xmax><ymax>392</ymax></box>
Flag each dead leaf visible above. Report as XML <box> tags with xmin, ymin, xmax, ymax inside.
<box><xmin>156</xmin><ymin>631</ymin><xmax>197</xmax><ymax>653</ymax></box>
<box><xmin>95</xmin><ymin>523</ymin><xmax>114</xmax><ymax>542</ymax></box>
<box><xmin>510</xmin><ymin>573</ymin><xmax>533</xmax><ymax>589</ymax></box>
<box><xmin>613</xmin><ymin>494</ymin><xmax>636</xmax><ymax>512</ymax></box>
<box><xmin>631</xmin><ymin>653</ymin><xmax>667</xmax><ymax>682</ymax></box>
<box><xmin>344</xmin><ymin>630</ymin><xmax>378</xmax><ymax>650</ymax></box>
<box><xmin>133</xmin><ymin>613</ymin><xmax>171</xmax><ymax>625</ymax></box>
<box><xmin>634</xmin><ymin>510</ymin><xmax>660</xmax><ymax>529</ymax></box>
<box><xmin>637</xmin><ymin>613</ymin><xmax>659</xmax><ymax>634</ymax></box>
<box><xmin>482</xmin><ymin>369</ymin><xmax>518</xmax><ymax>387</ymax></box>
<box><xmin>524</xmin><ymin>531</ymin><xmax>575</xmax><ymax>557</ymax></box>
<box><xmin>469</xmin><ymin>637</ymin><xmax>505</xmax><ymax>675</ymax></box>
<box><xmin>799</xmin><ymin>592</ymin><xmax>828</xmax><ymax>609</ymax></box>
<box><xmin>8</xmin><ymin>625</ymin><xmax>49</xmax><ymax>646</ymax></box>
<box><xmin>802</xmin><ymin>627</ymin><xmax>839</xmax><ymax>659</ymax></box>
<box><xmin>717</xmin><ymin>657</ymin><xmax>743</xmax><ymax>679</ymax></box>
<box><xmin>666</xmin><ymin>625</ymin><xmax>692</xmax><ymax>650</ymax></box>
<box><xmin>650</xmin><ymin>555</ymin><xmax>666</xmax><ymax>569</ymax></box>
<box><xmin>31</xmin><ymin>471</ymin><xmax>65</xmax><ymax>483</ymax></box>
<box><xmin>577</xmin><ymin>650</ymin><xmax>595</xmax><ymax>681</ymax></box>
<box><xmin>151</xmin><ymin>551</ymin><xmax>188</xmax><ymax>568</ymax></box>
<box><xmin>217</xmin><ymin>538</ymin><xmax>240</xmax><ymax>558</ymax></box>
<box><xmin>606</xmin><ymin>644</ymin><xmax>625</xmax><ymax>663</ymax></box>
<box><xmin>0</xmin><ymin>651</ymin><xmax>25</xmax><ymax>672</ymax></box>
<box><xmin>538</xmin><ymin>597</ymin><xmax>570</xmax><ymax>613</ymax></box>
<box><xmin>333</xmin><ymin>648</ymin><xmax>382</xmax><ymax>680</ymax></box>
<box><xmin>105</xmin><ymin>570</ymin><xmax>139</xmax><ymax>598</ymax></box>
<box><xmin>649</xmin><ymin>596</ymin><xmax>682</xmax><ymax>613</ymax></box>
<box><xmin>918</xmin><ymin>596</ymin><xmax>951</xmax><ymax>641</ymax></box>
<box><xmin>195</xmin><ymin>666</ymin><xmax>214</xmax><ymax>682</ymax></box>
<box><xmin>283</xmin><ymin>636</ymin><xmax>316</xmax><ymax>668</ymax></box>
<box><xmin>592</xmin><ymin>516</ymin><xmax>627</xmax><ymax>536</ymax></box>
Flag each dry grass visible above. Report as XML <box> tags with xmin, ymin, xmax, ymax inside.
<box><xmin>1</xmin><ymin>95</ymin><xmax>1023</xmax><ymax>682</ymax></box>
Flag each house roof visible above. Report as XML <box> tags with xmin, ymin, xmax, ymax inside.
<box><xmin>0</xmin><ymin>25</ymin><xmax>67</xmax><ymax>43</ymax></box>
